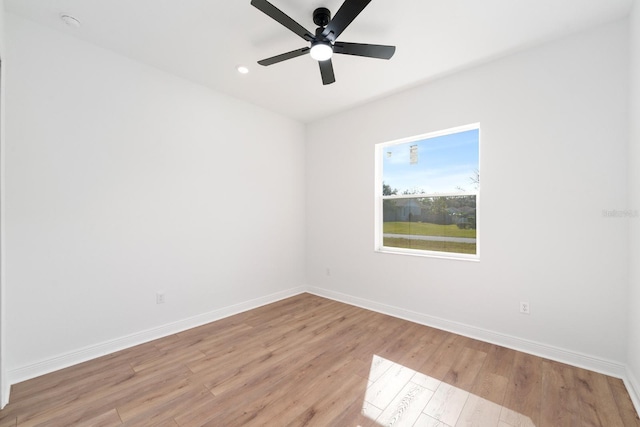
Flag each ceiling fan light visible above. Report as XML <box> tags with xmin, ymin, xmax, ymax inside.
<box><xmin>310</xmin><ymin>42</ymin><xmax>333</xmax><ymax>61</ymax></box>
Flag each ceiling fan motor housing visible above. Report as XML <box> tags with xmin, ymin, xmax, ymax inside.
<box><xmin>313</xmin><ymin>7</ymin><xmax>331</xmax><ymax>27</ymax></box>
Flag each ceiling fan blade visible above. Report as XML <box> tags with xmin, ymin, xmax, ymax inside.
<box><xmin>251</xmin><ymin>0</ymin><xmax>314</xmax><ymax>41</ymax></box>
<box><xmin>321</xmin><ymin>0</ymin><xmax>371</xmax><ymax>42</ymax></box>
<box><xmin>258</xmin><ymin>47</ymin><xmax>310</xmax><ymax>66</ymax></box>
<box><xmin>318</xmin><ymin>59</ymin><xmax>336</xmax><ymax>85</ymax></box>
<box><xmin>334</xmin><ymin>42</ymin><xmax>395</xmax><ymax>59</ymax></box>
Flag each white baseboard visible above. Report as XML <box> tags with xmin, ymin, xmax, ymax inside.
<box><xmin>7</xmin><ymin>286</ymin><xmax>306</xmax><ymax>389</ymax></box>
<box><xmin>625</xmin><ymin>367</ymin><xmax>640</xmax><ymax>417</ymax></box>
<box><xmin>1</xmin><ymin>378</ymin><xmax>8</xmax><ymax>409</ymax></box>
<box><xmin>307</xmin><ymin>286</ymin><xmax>628</xmax><ymax>380</ymax></box>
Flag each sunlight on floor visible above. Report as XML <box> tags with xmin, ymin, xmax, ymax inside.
<box><xmin>361</xmin><ymin>355</ymin><xmax>535</xmax><ymax>426</ymax></box>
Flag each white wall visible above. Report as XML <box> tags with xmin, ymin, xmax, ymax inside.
<box><xmin>307</xmin><ymin>20</ymin><xmax>630</xmax><ymax>371</ymax></box>
<box><xmin>2</xmin><ymin>2</ymin><xmax>637</xmax><ymax>412</ymax></box>
<box><xmin>0</xmin><ymin>0</ymin><xmax>7</xmax><ymax>408</ymax></box>
<box><xmin>627</xmin><ymin>0</ymin><xmax>640</xmax><ymax>408</ymax></box>
<box><xmin>4</xmin><ymin>13</ymin><xmax>306</xmax><ymax>381</ymax></box>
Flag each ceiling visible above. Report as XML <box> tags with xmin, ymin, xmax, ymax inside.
<box><xmin>4</xmin><ymin>0</ymin><xmax>634</xmax><ymax>123</ymax></box>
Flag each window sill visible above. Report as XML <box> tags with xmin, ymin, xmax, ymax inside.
<box><xmin>375</xmin><ymin>247</ymin><xmax>480</xmax><ymax>262</ymax></box>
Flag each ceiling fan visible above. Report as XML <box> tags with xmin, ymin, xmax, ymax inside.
<box><xmin>251</xmin><ymin>0</ymin><xmax>396</xmax><ymax>85</ymax></box>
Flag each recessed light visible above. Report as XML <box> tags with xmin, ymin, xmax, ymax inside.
<box><xmin>60</xmin><ymin>14</ymin><xmax>81</xmax><ymax>29</ymax></box>
<box><xmin>236</xmin><ymin>66</ymin><xmax>249</xmax><ymax>75</ymax></box>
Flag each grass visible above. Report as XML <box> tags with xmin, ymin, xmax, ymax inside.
<box><xmin>383</xmin><ymin>237</ymin><xmax>476</xmax><ymax>254</ymax></box>
<box><xmin>383</xmin><ymin>222</ymin><xmax>476</xmax><ymax>238</ymax></box>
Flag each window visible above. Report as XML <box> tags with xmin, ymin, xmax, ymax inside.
<box><xmin>375</xmin><ymin>124</ymin><xmax>480</xmax><ymax>260</ymax></box>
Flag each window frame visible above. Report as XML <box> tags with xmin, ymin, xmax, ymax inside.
<box><xmin>374</xmin><ymin>123</ymin><xmax>480</xmax><ymax>261</ymax></box>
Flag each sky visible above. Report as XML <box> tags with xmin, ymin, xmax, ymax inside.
<box><xmin>382</xmin><ymin>128</ymin><xmax>479</xmax><ymax>194</ymax></box>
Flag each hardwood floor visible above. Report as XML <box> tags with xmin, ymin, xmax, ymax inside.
<box><xmin>0</xmin><ymin>293</ymin><xmax>638</xmax><ymax>426</ymax></box>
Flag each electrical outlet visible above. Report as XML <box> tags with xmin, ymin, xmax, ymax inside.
<box><xmin>156</xmin><ymin>291</ymin><xmax>165</xmax><ymax>304</ymax></box>
<box><xmin>520</xmin><ymin>301</ymin><xmax>530</xmax><ymax>314</ymax></box>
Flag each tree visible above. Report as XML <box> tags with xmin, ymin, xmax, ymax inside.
<box><xmin>470</xmin><ymin>169</ymin><xmax>479</xmax><ymax>189</ymax></box>
<box><xmin>401</xmin><ymin>188</ymin><xmax>425</xmax><ymax>195</ymax></box>
<box><xmin>382</xmin><ymin>182</ymin><xmax>398</xmax><ymax>196</ymax></box>
<box><xmin>456</xmin><ymin>169</ymin><xmax>480</xmax><ymax>192</ymax></box>
<box><xmin>431</xmin><ymin>197</ymin><xmax>448</xmax><ymax>219</ymax></box>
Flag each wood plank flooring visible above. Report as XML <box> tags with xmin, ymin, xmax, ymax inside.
<box><xmin>0</xmin><ymin>293</ymin><xmax>638</xmax><ymax>426</ymax></box>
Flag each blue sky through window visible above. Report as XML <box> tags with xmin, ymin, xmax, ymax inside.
<box><xmin>383</xmin><ymin>128</ymin><xmax>479</xmax><ymax>194</ymax></box>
